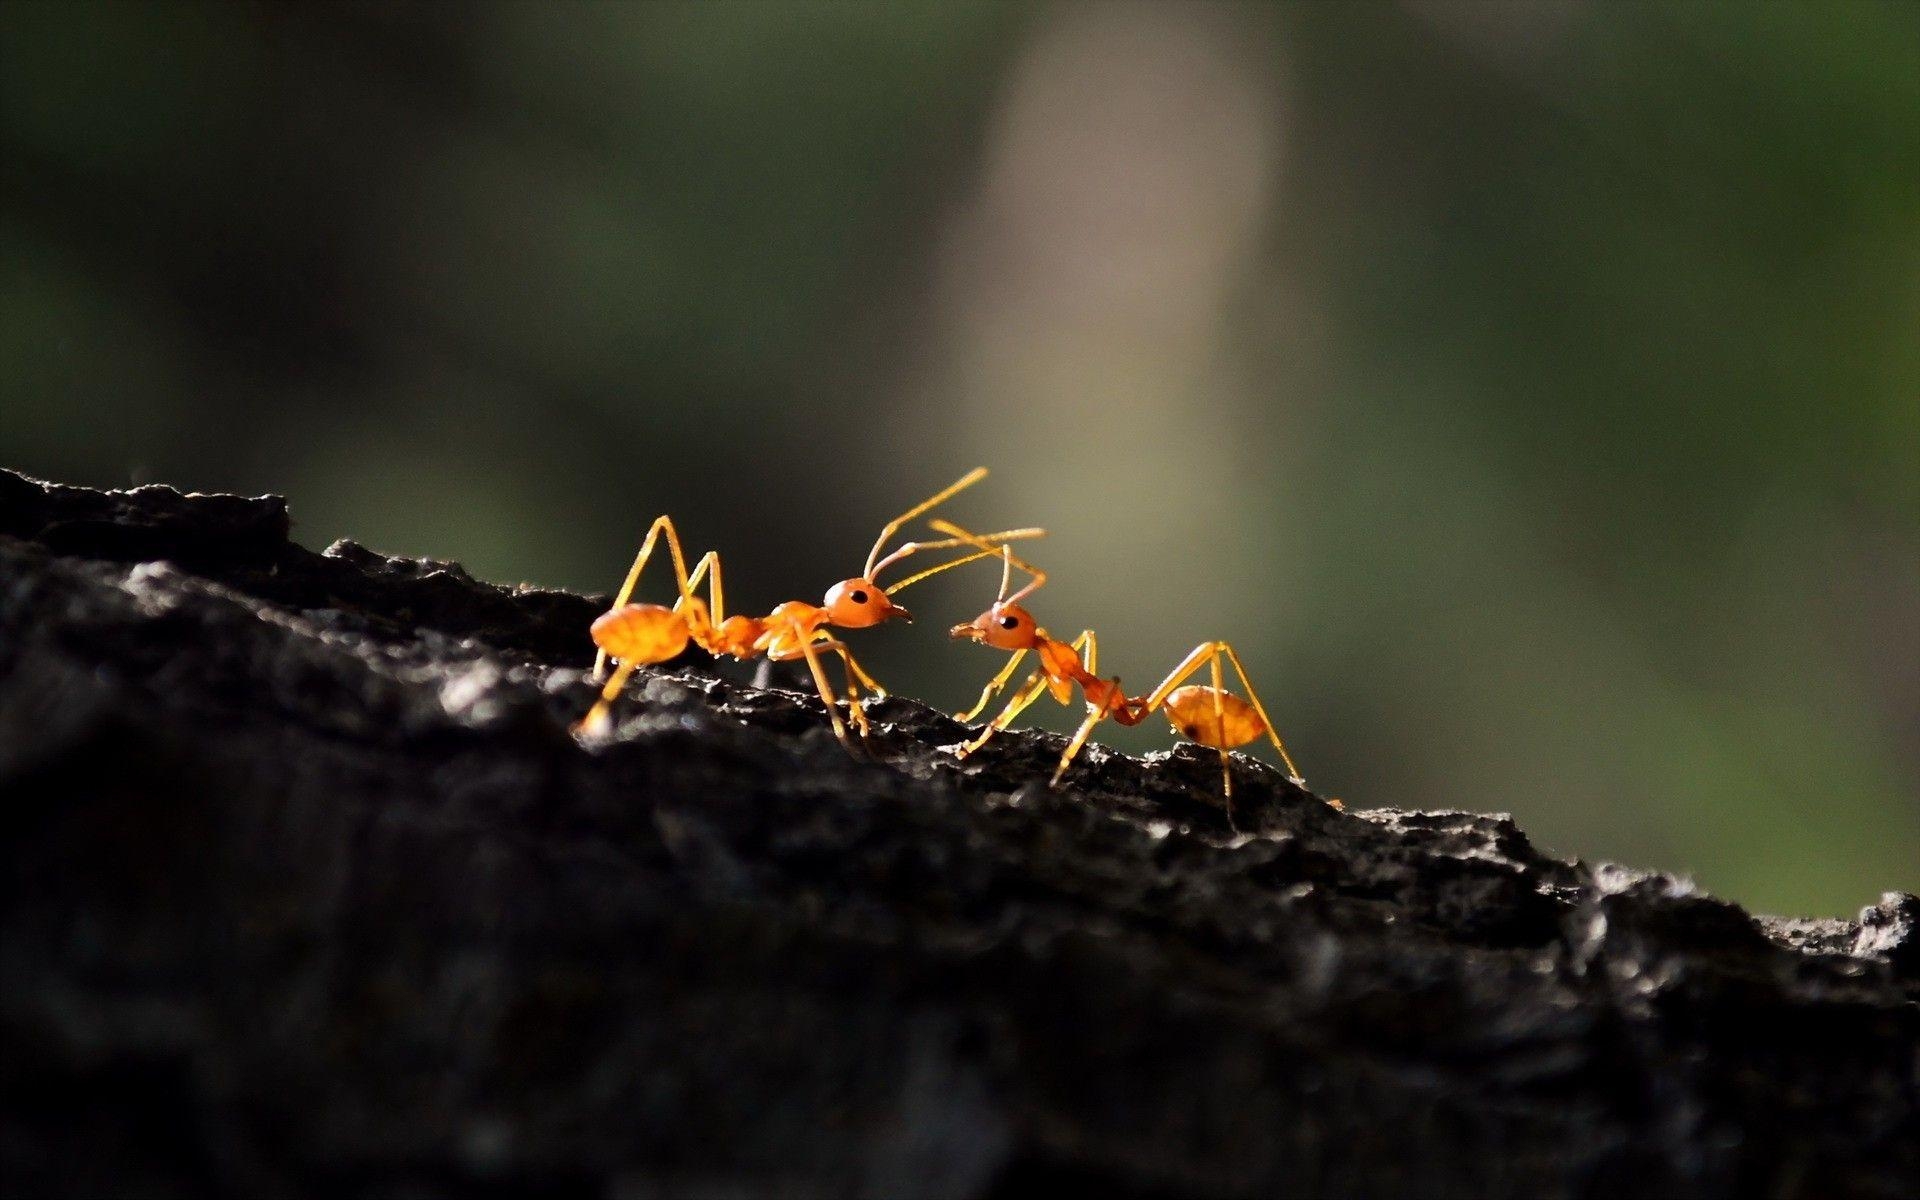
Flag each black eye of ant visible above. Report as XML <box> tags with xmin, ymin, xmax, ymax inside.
<box><xmin>1000</xmin><ymin>615</ymin><xmax>1019</xmax><ymax>630</ymax></box>
<box><xmin>849</xmin><ymin>589</ymin><xmax>869</xmax><ymax>604</ymax></box>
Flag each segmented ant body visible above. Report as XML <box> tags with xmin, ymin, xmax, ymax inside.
<box><xmin>577</xmin><ymin>469</ymin><xmax>1040</xmax><ymax>746</ymax></box>
<box><xmin>935</xmin><ymin>520</ymin><xmax>1307</xmax><ymax>806</ymax></box>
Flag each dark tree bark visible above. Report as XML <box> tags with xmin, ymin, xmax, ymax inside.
<box><xmin>1</xmin><ymin>466</ymin><xmax>1914</xmax><ymax>1199</ymax></box>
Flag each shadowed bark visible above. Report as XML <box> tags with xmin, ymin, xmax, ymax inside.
<box><xmin>1</xmin><ymin>466</ymin><xmax>1915</xmax><ymax>1199</ymax></box>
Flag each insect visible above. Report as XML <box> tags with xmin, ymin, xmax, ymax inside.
<box><xmin>575</xmin><ymin>468</ymin><xmax>1041</xmax><ymax>747</ymax></box>
<box><xmin>932</xmin><ymin>519</ymin><xmax>1309</xmax><ymax>808</ymax></box>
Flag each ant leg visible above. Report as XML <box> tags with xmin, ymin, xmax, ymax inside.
<box><xmin>815</xmin><ymin>640</ymin><xmax>876</xmax><ymax>740</ymax></box>
<box><xmin>657</xmin><ymin>549</ymin><xmax>726</xmax><ymax>651</ymax></box>
<box><xmin>1049</xmin><ymin>707</ymin><xmax>1108</xmax><ymax>787</ymax></box>
<box><xmin>574</xmin><ymin>658</ymin><xmax>641</xmax><ymax>735</ymax></box>
<box><xmin>796</xmin><ymin>639</ymin><xmax>855</xmax><ymax>750</ymax></box>
<box><xmin>1215</xmin><ymin>642</ymin><xmax>1304</xmax><ymax>785</ymax></box>
<box><xmin>594</xmin><ymin>516</ymin><xmax>699</xmax><ymax>680</ymax></box>
<box><xmin>838</xmin><ymin>645</ymin><xmax>887</xmax><ymax>699</ymax></box>
<box><xmin>1041</xmin><ymin>633</ymin><xmax>1105</xmax><ymax>786</ymax></box>
<box><xmin>958</xmin><ymin>670</ymin><xmax>1052</xmax><ymax>757</ymax></box>
<box><xmin>681</xmin><ymin>550</ymin><xmax>727</xmax><ymax>623</ymax></box>
<box><xmin>1136</xmin><ymin>642</ymin><xmax>1218</xmax><ymax>714</ymax></box>
<box><xmin>767</xmin><ymin>638</ymin><xmax>863</xmax><ymax>743</ymax></box>
<box><xmin>957</xmin><ymin>649</ymin><xmax>1027</xmax><ymax>722</ymax></box>
<box><xmin>1211</xmin><ymin>650</ymin><xmax>1233</xmax><ymax>805</ymax></box>
<box><xmin>840</xmin><ymin>654</ymin><xmax>872</xmax><ymax>739</ymax></box>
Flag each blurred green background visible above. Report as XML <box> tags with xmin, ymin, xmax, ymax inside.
<box><xmin>3</xmin><ymin>1</ymin><xmax>1915</xmax><ymax>916</ymax></box>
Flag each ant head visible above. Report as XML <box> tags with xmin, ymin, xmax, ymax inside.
<box><xmin>823</xmin><ymin>577</ymin><xmax>909</xmax><ymax>628</ymax></box>
<box><xmin>950</xmin><ymin>602</ymin><xmax>1037</xmax><ymax>651</ymax></box>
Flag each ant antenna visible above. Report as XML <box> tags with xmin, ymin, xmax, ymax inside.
<box><xmin>925</xmin><ymin>518</ymin><xmax>1048</xmax><ymax>603</ymax></box>
<box><xmin>883</xmin><ymin>528</ymin><xmax>1047</xmax><ymax>595</ymax></box>
<box><xmin>863</xmin><ymin>467</ymin><xmax>989</xmax><ymax>580</ymax></box>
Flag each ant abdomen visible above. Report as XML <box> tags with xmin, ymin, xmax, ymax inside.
<box><xmin>589</xmin><ymin>603</ymin><xmax>692</xmax><ymax>665</ymax></box>
<box><xmin>1163</xmin><ymin>686</ymin><xmax>1265</xmax><ymax>750</ymax></box>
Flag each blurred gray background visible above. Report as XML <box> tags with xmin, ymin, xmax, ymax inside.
<box><xmin>3</xmin><ymin>1</ymin><xmax>1915</xmax><ymax>915</ymax></box>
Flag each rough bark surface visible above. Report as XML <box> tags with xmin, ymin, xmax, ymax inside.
<box><xmin>1</xmin><ymin>467</ymin><xmax>1915</xmax><ymax>1199</ymax></box>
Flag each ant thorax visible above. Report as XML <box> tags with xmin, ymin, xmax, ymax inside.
<box><xmin>756</xmin><ymin>600</ymin><xmax>826</xmax><ymax>656</ymax></box>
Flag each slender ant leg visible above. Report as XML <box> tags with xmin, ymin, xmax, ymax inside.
<box><xmin>592</xmin><ymin>516</ymin><xmax>700</xmax><ymax>681</ymax></box>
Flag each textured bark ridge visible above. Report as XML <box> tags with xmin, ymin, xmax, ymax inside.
<box><xmin>1</xmin><ymin>467</ymin><xmax>1915</xmax><ymax>1199</ymax></box>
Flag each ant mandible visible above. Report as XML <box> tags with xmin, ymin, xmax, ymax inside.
<box><xmin>575</xmin><ymin>468</ymin><xmax>1042</xmax><ymax>748</ymax></box>
<box><xmin>931</xmin><ymin>519</ymin><xmax>1312</xmax><ymax>810</ymax></box>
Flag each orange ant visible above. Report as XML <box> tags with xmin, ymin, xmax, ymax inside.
<box><xmin>932</xmin><ymin>520</ymin><xmax>1312</xmax><ymax>810</ymax></box>
<box><xmin>575</xmin><ymin>468</ymin><xmax>1042</xmax><ymax>747</ymax></box>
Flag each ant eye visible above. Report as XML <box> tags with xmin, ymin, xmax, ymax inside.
<box><xmin>1000</xmin><ymin>615</ymin><xmax>1019</xmax><ymax>630</ymax></box>
<box><xmin>849</xmin><ymin>589</ymin><xmax>869</xmax><ymax>604</ymax></box>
